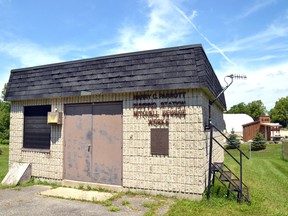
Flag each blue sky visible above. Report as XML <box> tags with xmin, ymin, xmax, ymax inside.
<box><xmin>0</xmin><ymin>0</ymin><xmax>287</xmax><ymax>110</ymax></box>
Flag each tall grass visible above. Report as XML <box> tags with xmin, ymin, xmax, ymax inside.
<box><xmin>167</xmin><ymin>144</ymin><xmax>288</xmax><ymax>216</ymax></box>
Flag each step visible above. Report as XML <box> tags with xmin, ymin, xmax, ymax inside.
<box><xmin>229</xmin><ymin>179</ymin><xmax>241</xmax><ymax>191</ymax></box>
<box><xmin>227</xmin><ymin>180</ymin><xmax>250</xmax><ymax>202</ymax></box>
<box><xmin>229</xmin><ymin>180</ymin><xmax>249</xmax><ymax>196</ymax></box>
<box><xmin>220</xmin><ymin>171</ymin><xmax>232</xmax><ymax>181</ymax></box>
<box><xmin>211</xmin><ymin>162</ymin><xmax>223</xmax><ymax>172</ymax></box>
<box><xmin>242</xmin><ymin>187</ymin><xmax>251</xmax><ymax>202</ymax></box>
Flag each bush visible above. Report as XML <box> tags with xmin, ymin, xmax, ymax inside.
<box><xmin>226</xmin><ymin>129</ymin><xmax>240</xmax><ymax>149</ymax></box>
<box><xmin>0</xmin><ymin>139</ymin><xmax>9</xmax><ymax>145</ymax></box>
<box><xmin>251</xmin><ymin>132</ymin><xmax>266</xmax><ymax>151</ymax></box>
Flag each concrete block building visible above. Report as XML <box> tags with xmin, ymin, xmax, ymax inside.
<box><xmin>5</xmin><ymin>44</ymin><xmax>226</xmax><ymax>199</ymax></box>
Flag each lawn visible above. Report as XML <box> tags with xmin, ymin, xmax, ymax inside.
<box><xmin>167</xmin><ymin>144</ymin><xmax>288</xmax><ymax>216</ymax></box>
<box><xmin>0</xmin><ymin>144</ymin><xmax>287</xmax><ymax>215</ymax></box>
<box><xmin>0</xmin><ymin>144</ymin><xmax>9</xmax><ymax>182</ymax></box>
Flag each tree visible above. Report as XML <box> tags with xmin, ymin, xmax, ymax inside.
<box><xmin>226</xmin><ymin>129</ymin><xmax>240</xmax><ymax>149</ymax></box>
<box><xmin>0</xmin><ymin>84</ymin><xmax>10</xmax><ymax>144</ymax></box>
<box><xmin>226</xmin><ymin>102</ymin><xmax>247</xmax><ymax>114</ymax></box>
<box><xmin>246</xmin><ymin>100</ymin><xmax>267</xmax><ymax>121</ymax></box>
<box><xmin>0</xmin><ymin>101</ymin><xmax>10</xmax><ymax>144</ymax></box>
<box><xmin>226</xmin><ymin>100</ymin><xmax>267</xmax><ymax>121</ymax></box>
<box><xmin>1</xmin><ymin>83</ymin><xmax>7</xmax><ymax>101</ymax></box>
<box><xmin>251</xmin><ymin>132</ymin><xmax>266</xmax><ymax>151</ymax></box>
<box><xmin>269</xmin><ymin>96</ymin><xmax>288</xmax><ymax>128</ymax></box>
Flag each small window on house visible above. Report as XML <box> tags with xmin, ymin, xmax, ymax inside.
<box><xmin>151</xmin><ymin>128</ymin><xmax>169</xmax><ymax>156</ymax></box>
<box><xmin>23</xmin><ymin>105</ymin><xmax>51</xmax><ymax>150</ymax></box>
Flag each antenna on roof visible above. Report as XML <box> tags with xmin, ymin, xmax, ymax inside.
<box><xmin>228</xmin><ymin>74</ymin><xmax>247</xmax><ymax>79</ymax></box>
<box><xmin>211</xmin><ymin>74</ymin><xmax>247</xmax><ymax>106</ymax></box>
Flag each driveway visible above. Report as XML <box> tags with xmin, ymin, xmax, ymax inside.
<box><xmin>0</xmin><ymin>185</ymin><xmax>171</xmax><ymax>216</ymax></box>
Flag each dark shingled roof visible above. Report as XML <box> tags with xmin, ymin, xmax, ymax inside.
<box><xmin>5</xmin><ymin>44</ymin><xmax>226</xmax><ymax>109</ymax></box>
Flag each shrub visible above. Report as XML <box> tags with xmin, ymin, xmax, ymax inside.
<box><xmin>226</xmin><ymin>129</ymin><xmax>240</xmax><ymax>149</ymax></box>
<box><xmin>0</xmin><ymin>139</ymin><xmax>9</xmax><ymax>145</ymax></box>
<box><xmin>251</xmin><ymin>132</ymin><xmax>266</xmax><ymax>151</ymax></box>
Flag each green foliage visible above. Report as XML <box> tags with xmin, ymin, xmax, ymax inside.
<box><xmin>246</xmin><ymin>100</ymin><xmax>267</xmax><ymax>121</ymax></box>
<box><xmin>1</xmin><ymin>83</ymin><xmax>7</xmax><ymax>101</ymax></box>
<box><xmin>0</xmin><ymin>148</ymin><xmax>2</xmax><ymax>155</ymax></box>
<box><xmin>226</xmin><ymin>100</ymin><xmax>266</xmax><ymax>121</ymax></box>
<box><xmin>0</xmin><ymin>84</ymin><xmax>10</xmax><ymax>143</ymax></box>
<box><xmin>0</xmin><ymin>98</ymin><xmax>10</xmax><ymax>143</ymax></box>
<box><xmin>0</xmin><ymin>139</ymin><xmax>9</xmax><ymax>145</ymax></box>
<box><xmin>226</xmin><ymin>102</ymin><xmax>247</xmax><ymax>114</ymax></box>
<box><xmin>108</xmin><ymin>206</ymin><xmax>121</xmax><ymax>212</ymax></box>
<box><xmin>121</xmin><ymin>200</ymin><xmax>130</xmax><ymax>206</ymax></box>
<box><xmin>102</xmin><ymin>200</ymin><xmax>112</xmax><ymax>206</ymax></box>
<box><xmin>251</xmin><ymin>132</ymin><xmax>266</xmax><ymax>151</ymax></box>
<box><xmin>0</xmin><ymin>144</ymin><xmax>9</xmax><ymax>182</ymax></box>
<box><xmin>269</xmin><ymin>96</ymin><xmax>288</xmax><ymax>128</ymax></box>
<box><xmin>226</xmin><ymin>130</ymin><xmax>240</xmax><ymax>149</ymax></box>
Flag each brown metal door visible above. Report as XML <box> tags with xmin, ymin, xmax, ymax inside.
<box><xmin>64</xmin><ymin>104</ymin><xmax>93</xmax><ymax>182</ymax></box>
<box><xmin>92</xmin><ymin>102</ymin><xmax>123</xmax><ymax>185</ymax></box>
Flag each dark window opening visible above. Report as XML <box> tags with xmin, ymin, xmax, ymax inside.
<box><xmin>151</xmin><ymin>128</ymin><xmax>169</xmax><ymax>155</ymax></box>
<box><xmin>24</xmin><ymin>105</ymin><xmax>51</xmax><ymax>150</ymax></box>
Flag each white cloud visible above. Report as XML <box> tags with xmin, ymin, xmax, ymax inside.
<box><xmin>216</xmin><ymin>24</ymin><xmax>288</xmax><ymax>54</ymax></box>
<box><xmin>111</xmin><ymin>0</ymin><xmax>236</xmax><ymax>67</ymax></box>
<box><xmin>0</xmin><ymin>38</ymin><xmax>66</xmax><ymax>93</ymax></box>
<box><xmin>237</xmin><ymin>0</ymin><xmax>276</xmax><ymax>19</ymax></box>
<box><xmin>0</xmin><ymin>40</ymin><xmax>63</xmax><ymax>67</ymax></box>
<box><xmin>218</xmin><ymin>62</ymin><xmax>288</xmax><ymax>110</ymax></box>
<box><xmin>109</xmin><ymin>0</ymin><xmax>193</xmax><ymax>54</ymax></box>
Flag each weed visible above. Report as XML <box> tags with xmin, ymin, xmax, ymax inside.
<box><xmin>102</xmin><ymin>200</ymin><xmax>112</xmax><ymax>207</ymax></box>
<box><xmin>121</xmin><ymin>200</ymin><xmax>130</xmax><ymax>206</ymax></box>
<box><xmin>108</xmin><ymin>206</ymin><xmax>121</xmax><ymax>212</ymax></box>
<box><xmin>78</xmin><ymin>185</ymin><xmax>84</xmax><ymax>190</ymax></box>
<box><xmin>142</xmin><ymin>202</ymin><xmax>156</xmax><ymax>208</ymax></box>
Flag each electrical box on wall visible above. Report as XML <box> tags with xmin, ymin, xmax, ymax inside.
<box><xmin>47</xmin><ymin>112</ymin><xmax>62</xmax><ymax>124</ymax></box>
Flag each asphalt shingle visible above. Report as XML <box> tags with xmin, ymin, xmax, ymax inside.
<box><xmin>5</xmin><ymin>44</ymin><xmax>226</xmax><ymax>109</ymax></box>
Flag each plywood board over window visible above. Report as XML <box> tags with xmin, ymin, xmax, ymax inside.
<box><xmin>151</xmin><ymin>128</ymin><xmax>169</xmax><ymax>156</ymax></box>
<box><xmin>23</xmin><ymin>105</ymin><xmax>51</xmax><ymax>150</ymax></box>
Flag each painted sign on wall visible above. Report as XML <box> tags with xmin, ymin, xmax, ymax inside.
<box><xmin>133</xmin><ymin>92</ymin><xmax>186</xmax><ymax>125</ymax></box>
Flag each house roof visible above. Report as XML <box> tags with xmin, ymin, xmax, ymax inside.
<box><xmin>5</xmin><ymin>44</ymin><xmax>226</xmax><ymax>108</ymax></box>
<box><xmin>260</xmin><ymin>123</ymin><xmax>281</xmax><ymax>127</ymax></box>
<box><xmin>242</xmin><ymin>120</ymin><xmax>260</xmax><ymax>127</ymax></box>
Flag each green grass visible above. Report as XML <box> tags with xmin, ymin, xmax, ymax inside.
<box><xmin>0</xmin><ymin>144</ymin><xmax>9</xmax><ymax>183</ymax></box>
<box><xmin>1</xmin><ymin>143</ymin><xmax>287</xmax><ymax>215</ymax></box>
<box><xmin>167</xmin><ymin>144</ymin><xmax>288</xmax><ymax>216</ymax></box>
<box><xmin>121</xmin><ymin>200</ymin><xmax>130</xmax><ymax>206</ymax></box>
<box><xmin>108</xmin><ymin>206</ymin><xmax>121</xmax><ymax>212</ymax></box>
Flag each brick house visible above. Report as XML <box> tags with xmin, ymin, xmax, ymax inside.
<box><xmin>5</xmin><ymin>44</ymin><xmax>225</xmax><ymax>199</ymax></box>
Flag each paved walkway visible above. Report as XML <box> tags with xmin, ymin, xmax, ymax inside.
<box><xmin>0</xmin><ymin>185</ymin><xmax>172</xmax><ymax>216</ymax></box>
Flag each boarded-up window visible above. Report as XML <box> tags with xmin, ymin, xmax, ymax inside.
<box><xmin>23</xmin><ymin>105</ymin><xmax>51</xmax><ymax>149</ymax></box>
<box><xmin>151</xmin><ymin>128</ymin><xmax>169</xmax><ymax>155</ymax></box>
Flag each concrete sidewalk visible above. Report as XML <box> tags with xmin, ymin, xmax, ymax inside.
<box><xmin>40</xmin><ymin>187</ymin><xmax>114</xmax><ymax>202</ymax></box>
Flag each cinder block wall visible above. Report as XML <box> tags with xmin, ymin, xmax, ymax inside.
<box><xmin>8</xmin><ymin>88</ymin><xmax>225</xmax><ymax>198</ymax></box>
